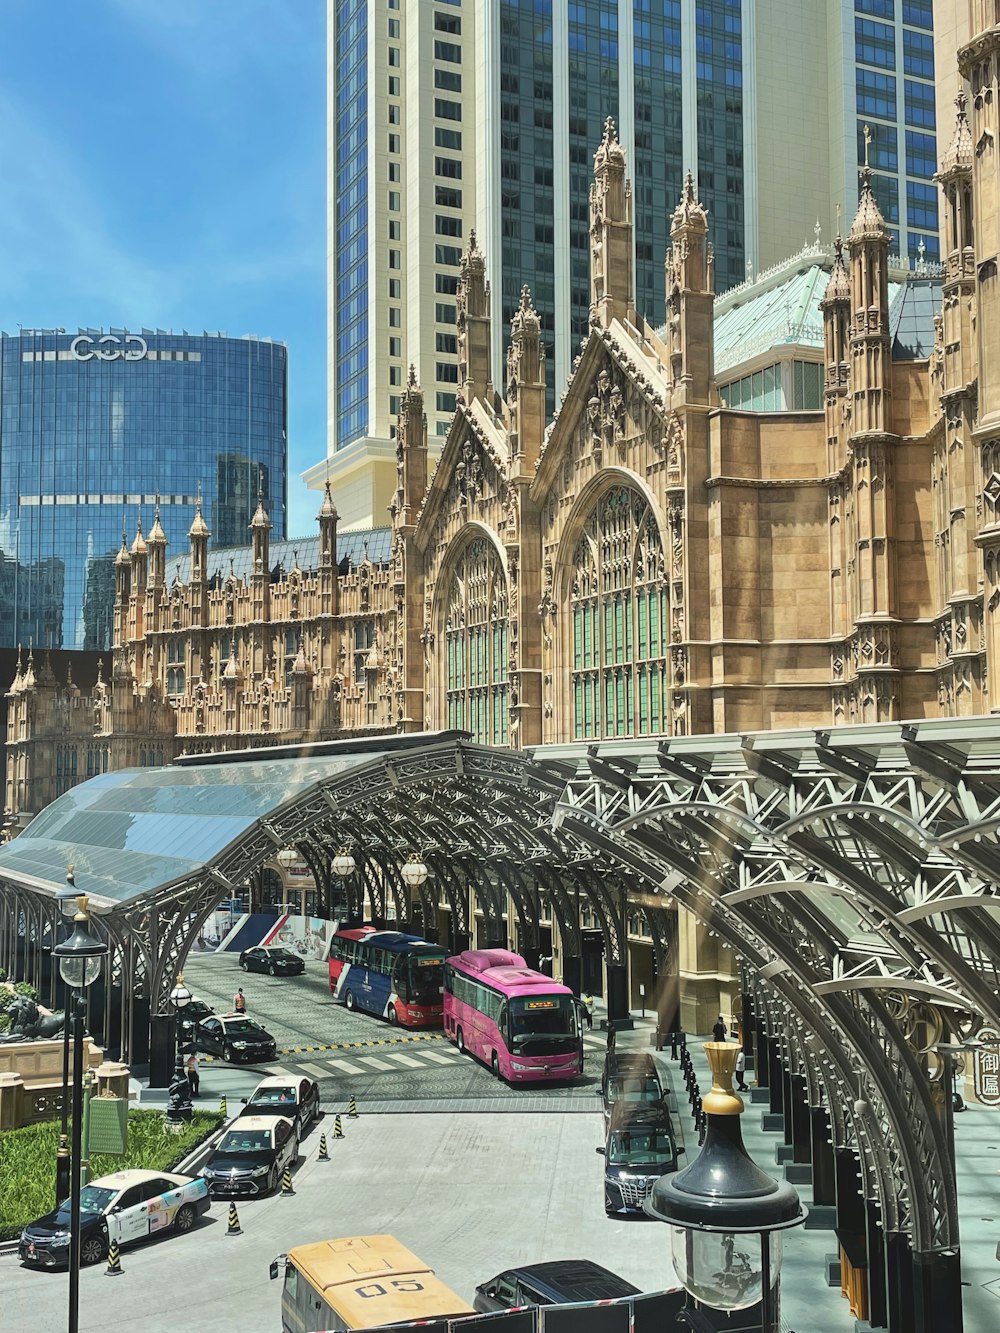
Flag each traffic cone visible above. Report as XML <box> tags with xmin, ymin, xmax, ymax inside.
<box><xmin>219</xmin><ymin>1095</ymin><xmax>228</xmax><ymax>1118</ymax></box>
<box><xmin>333</xmin><ymin>1114</ymin><xmax>344</xmax><ymax>1139</ymax></box>
<box><xmin>226</xmin><ymin>1202</ymin><xmax>242</xmax><ymax>1236</ymax></box>
<box><xmin>347</xmin><ymin>1094</ymin><xmax>358</xmax><ymax>1118</ymax></box>
<box><xmin>105</xmin><ymin>1237</ymin><xmax>124</xmax><ymax>1277</ymax></box>
<box><xmin>280</xmin><ymin>1168</ymin><xmax>295</xmax><ymax>1196</ymax></box>
<box><xmin>317</xmin><ymin>1133</ymin><xmax>330</xmax><ymax>1161</ymax></box>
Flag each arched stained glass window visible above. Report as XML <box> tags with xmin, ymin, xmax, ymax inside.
<box><xmin>571</xmin><ymin>487</ymin><xmax>667</xmax><ymax>738</ymax></box>
<box><xmin>444</xmin><ymin>537</ymin><xmax>509</xmax><ymax>745</ymax></box>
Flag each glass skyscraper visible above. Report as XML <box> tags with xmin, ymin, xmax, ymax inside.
<box><xmin>0</xmin><ymin>329</ymin><xmax>287</xmax><ymax>652</ymax></box>
<box><xmin>314</xmin><ymin>0</ymin><xmax>939</xmax><ymax>531</ymax></box>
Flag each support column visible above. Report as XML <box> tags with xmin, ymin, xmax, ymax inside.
<box><xmin>810</xmin><ymin>1108</ymin><xmax>836</xmax><ymax>1206</ymax></box>
<box><xmin>866</xmin><ymin>1200</ymin><xmax>888</xmax><ymax>1331</ymax></box>
<box><xmin>768</xmin><ymin>1040</ymin><xmax>784</xmax><ymax>1115</ymax></box>
<box><xmin>910</xmin><ymin>1247</ymin><xmax>962</xmax><ymax>1333</ymax></box>
<box><xmin>562</xmin><ymin>953</ymin><xmax>582</xmax><ymax>995</ymax></box>
<box><xmin>148</xmin><ymin>1012</ymin><xmax>175</xmax><ymax>1089</ymax></box>
<box><xmin>885</xmin><ymin>1232</ymin><xmax>914</xmax><ymax>1333</ymax></box>
<box><xmin>790</xmin><ymin>1074</ymin><xmax>811</xmax><ymax>1164</ymax></box>
<box><xmin>605</xmin><ymin>963</ymin><xmax>630</xmax><ymax>1022</ymax></box>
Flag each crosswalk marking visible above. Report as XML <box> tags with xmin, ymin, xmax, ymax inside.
<box><xmin>327</xmin><ymin>1057</ymin><xmax>364</xmax><ymax>1074</ymax></box>
<box><xmin>299</xmin><ymin>1061</ymin><xmax>335</xmax><ymax>1080</ymax></box>
<box><xmin>355</xmin><ymin>1054</ymin><xmax>394</xmax><ymax>1070</ymax></box>
<box><xmin>382</xmin><ymin>1051</ymin><xmax>425</xmax><ymax>1068</ymax></box>
<box><xmin>420</xmin><ymin>1048</ymin><xmax>460</xmax><ymax>1064</ymax></box>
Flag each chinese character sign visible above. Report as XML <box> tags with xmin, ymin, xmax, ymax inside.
<box><xmin>973</xmin><ymin>1026</ymin><xmax>1000</xmax><ymax>1108</ymax></box>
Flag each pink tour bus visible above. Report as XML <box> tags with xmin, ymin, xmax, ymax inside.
<box><xmin>443</xmin><ymin>948</ymin><xmax>583</xmax><ymax>1083</ymax></box>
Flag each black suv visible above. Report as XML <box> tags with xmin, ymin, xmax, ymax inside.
<box><xmin>176</xmin><ymin>998</ymin><xmax>215</xmax><ymax>1045</ymax></box>
<box><xmin>598</xmin><ymin>1100</ymin><xmax>678</xmax><ymax>1216</ymax></box>
<box><xmin>194</xmin><ymin>1013</ymin><xmax>277</xmax><ymax>1063</ymax></box>
<box><xmin>474</xmin><ymin>1260</ymin><xmax>641</xmax><ymax>1312</ymax></box>
<box><xmin>599</xmin><ymin>1052</ymin><xmax>665</xmax><ymax>1130</ymax></box>
<box><xmin>238</xmin><ymin>1075</ymin><xmax>321</xmax><ymax>1139</ymax></box>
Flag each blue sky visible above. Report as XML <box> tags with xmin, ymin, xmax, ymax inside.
<box><xmin>0</xmin><ymin>0</ymin><xmax>326</xmax><ymax>538</ymax></box>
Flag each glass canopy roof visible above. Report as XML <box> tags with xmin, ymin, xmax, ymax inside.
<box><xmin>0</xmin><ymin>753</ymin><xmax>384</xmax><ymax>905</ymax></box>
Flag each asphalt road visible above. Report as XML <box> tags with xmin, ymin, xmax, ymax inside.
<box><xmin>180</xmin><ymin>954</ymin><xmax>607</xmax><ymax>1107</ymax></box>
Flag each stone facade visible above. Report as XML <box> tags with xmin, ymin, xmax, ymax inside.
<box><xmin>6</xmin><ymin>16</ymin><xmax>1000</xmax><ymax>1021</ymax></box>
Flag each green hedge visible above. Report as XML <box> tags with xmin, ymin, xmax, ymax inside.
<box><xmin>0</xmin><ymin>1109</ymin><xmax>221</xmax><ymax>1241</ymax></box>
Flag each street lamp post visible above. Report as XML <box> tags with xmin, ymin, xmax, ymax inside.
<box><xmin>54</xmin><ymin>867</ymin><xmax>81</xmax><ymax>1209</ymax></box>
<box><xmin>331</xmin><ymin>848</ymin><xmax>357</xmax><ymax>923</ymax></box>
<box><xmin>645</xmin><ymin>1042</ymin><xmax>806</xmax><ymax>1333</ymax></box>
<box><xmin>53</xmin><ymin>895</ymin><xmax>107</xmax><ymax>1333</ymax></box>
<box><xmin>400</xmin><ymin>852</ymin><xmax>429</xmax><ymax>940</ymax></box>
<box><xmin>167</xmin><ymin>975</ymin><xmax>194</xmax><ymax>1124</ymax></box>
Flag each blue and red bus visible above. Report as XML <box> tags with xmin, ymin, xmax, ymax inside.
<box><xmin>327</xmin><ymin>929</ymin><xmax>446</xmax><ymax>1027</ymax></box>
<box><xmin>443</xmin><ymin>948</ymin><xmax>583</xmax><ymax>1082</ymax></box>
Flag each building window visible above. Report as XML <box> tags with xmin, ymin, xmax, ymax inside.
<box><xmin>389</xmin><ymin>220</ymin><xmax>400</xmax><ymax>239</ymax></box>
<box><xmin>388</xmin><ymin>133</ymin><xmax>400</xmax><ymax>153</ymax></box>
<box><xmin>435</xmin><ymin>156</ymin><xmax>462</xmax><ymax>179</ymax></box>
<box><xmin>434</xmin><ymin>98</ymin><xmax>462</xmax><ymax>121</ymax></box>
<box><xmin>435</xmin><ymin>185</ymin><xmax>462</xmax><ymax>208</ymax></box>
<box><xmin>437</xmin><ymin>362</ymin><xmax>459</xmax><ymax>383</ymax></box>
<box><xmin>434</xmin><ymin>12</ymin><xmax>461</xmax><ymax>34</ymax></box>
<box><xmin>436</xmin><ymin>332</ymin><xmax>457</xmax><ymax>353</ymax></box>
<box><xmin>436</xmin><ymin>214</ymin><xmax>462</xmax><ymax>236</ymax></box>
<box><xmin>436</xmin><ymin>391</ymin><xmax>457</xmax><ymax>412</ymax></box>
<box><xmin>389</xmin><ymin>249</ymin><xmax>400</xmax><ymax>269</ymax></box>
<box><xmin>436</xmin><ymin>272</ymin><xmax>458</xmax><ymax>294</ymax></box>
<box><xmin>436</xmin><ymin>303</ymin><xmax>456</xmax><ymax>324</ymax></box>
<box><xmin>167</xmin><ymin>637</ymin><xmax>186</xmax><ymax>696</ymax></box>
<box><xmin>388</xmin><ymin>278</ymin><xmax>401</xmax><ymax>299</ymax></box>
<box><xmin>388</xmin><ymin>46</ymin><xmax>399</xmax><ymax>67</ymax></box>
<box><xmin>390</xmin><ymin>365</ymin><xmax>401</xmax><ymax>385</ymax></box>
<box><xmin>389</xmin><ymin>104</ymin><xmax>400</xmax><ymax>124</ymax></box>
<box><xmin>388</xmin><ymin>17</ymin><xmax>399</xmax><ymax>37</ymax></box>
<box><xmin>435</xmin><ymin>243</ymin><xmax>463</xmax><ymax>265</ymax></box>
<box><xmin>444</xmin><ymin>538</ymin><xmax>508</xmax><ymax>746</ymax></box>
<box><xmin>435</xmin><ymin>127</ymin><xmax>462</xmax><ymax>150</ymax></box>
<box><xmin>389</xmin><ymin>336</ymin><xmax>402</xmax><ymax>357</ymax></box>
<box><xmin>389</xmin><ymin>161</ymin><xmax>400</xmax><ymax>182</ymax></box>
<box><xmin>389</xmin><ymin>395</ymin><xmax>401</xmax><ymax>416</ymax></box>
<box><xmin>434</xmin><ymin>68</ymin><xmax>462</xmax><ymax>92</ymax></box>
<box><xmin>388</xmin><ymin>75</ymin><xmax>400</xmax><ymax>95</ymax></box>
<box><xmin>389</xmin><ymin>307</ymin><xmax>401</xmax><ymax>327</ymax></box>
<box><xmin>434</xmin><ymin>40</ymin><xmax>461</xmax><ymax>62</ymax></box>
<box><xmin>389</xmin><ymin>190</ymin><xmax>400</xmax><ymax>211</ymax></box>
<box><xmin>570</xmin><ymin>488</ymin><xmax>667</xmax><ymax>740</ymax></box>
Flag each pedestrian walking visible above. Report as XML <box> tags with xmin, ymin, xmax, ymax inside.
<box><xmin>581</xmin><ymin>991</ymin><xmax>594</xmax><ymax>1031</ymax></box>
<box><xmin>712</xmin><ymin>1014</ymin><xmax>727</xmax><ymax>1042</ymax></box>
<box><xmin>233</xmin><ymin>987</ymin><xmax>247</xmax><ymax>1014</ymax></box>
<box><xmin>735</xmin><ymin>1048</ymin><xmax>747</xmax><ymax>1092</ymax></box>
<box><xmin>186</xmin><ymin>1051</ymin><xmax>200</xmax><ymax>1098</ymax></box>
<box><xmin>606</xmin><ymin>1018</ymin><xmax>616</xmax><ymax>1053</ymax></box>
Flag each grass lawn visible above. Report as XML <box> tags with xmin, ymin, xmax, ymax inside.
<box><xmin>0</xmin><ymin>1110</ymin><xmax>221</xmax><ymax>1240</ymax></box>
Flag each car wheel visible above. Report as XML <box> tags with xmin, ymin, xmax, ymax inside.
<box><xmin>345</xmin><ymin>990</ymin><xmax>356</xmax><ymax>1011</ymax></box>
<box><xmin>174</xmin><ymin>1204</ymin><xmax>196</xmax><ymax>1234</ymax></box>
<box><xmin>223</xmin><ymin>1044</ymin><xmax>234</xmax><ymax>1063</ymax></box>
<box><xmin>456</xmin><ymin>1027</ymin><xmax>465</xmax><ymax>1053</ymax></box>
<box><xmin>80</xmin><ymin>1231</ymin><xmax>107</xmax><ymax>1266</ymax></box>
<box><xmin>240</xmin><ymin>960</ymin><xmax>249</xmax><ymax>971</ymax></box>
<box><xmin>268</xmin><ymin>1166</ymin><xmax>279</xmax><ymax>1195</ymax></box>
<box><xmin>491</xmin><ymin>1051</ymin><xmax>501</xmax><ymax>1079</ymax></box>
<box><xmin>387</xmin><ymin>1004</ymin><xmax>399</xmax><ymax>1026</ymax></box>
<box><xmin>268</xmin><ymin>964</ymin><xmax>276</xmax><ymax>976</ymax></box>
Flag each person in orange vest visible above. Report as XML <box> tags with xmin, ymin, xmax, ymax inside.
<box><xmin>233</xmin><ymin>987</ymin><xmax>247</xmax><ymax>1014</ymax></box>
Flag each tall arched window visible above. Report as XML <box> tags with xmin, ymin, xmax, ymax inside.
<box><xmin>444</xmin><ymin>537</ymin><xmax>509</xmax><ymax>744</ymax></box>
<box><xmin>570</xmin><ymin>487</ymin><xmax>668</xmax><ymax>738</ymax></box>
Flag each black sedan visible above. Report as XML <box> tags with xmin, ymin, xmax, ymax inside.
<box><xmin>200</xmin><ymin>1116</ymin><xmax>298</xmax><ymax>1198</ymax></box>
<box><xmin>19</xmin><ymin>1170</ymin><xmax>209</xmax><ymax>1269</ymax></box>
<box><xmin>176</xmin><ymin>998</ymin><xmax>215</xmax><ymax>1044</ymax></box>
<box><xmin>194</xmin><ymin>1013</ymin><xmax>277</xmax><ymax>1063</ymax></box>
<box><xmin>239</xmin><ymin>946</ymin><xmax>305</xmax><ymax>976</ymax></box>
<box><xmin>238</xmin><ymin>1075</ymin><xmax>321</xmax><ymax>1139</ymax></box>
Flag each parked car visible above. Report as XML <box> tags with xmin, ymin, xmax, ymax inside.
<box><xmin>598</xmin><ymin>1100</ymin><xmax>679</xmax><ymax>1216</ymax></box>
<box><xmin>176</xmin><ymin>998</ymin><xmax>215</xmax><ymax>1044</ymax></box>
<box><xmin>239</xmin><ymin>946</ymin><xmax>305</xmax><ymax>976</ymax></box>
<box><xmin>474</xmin><ymin>1260</ymin><xmax>641</xmax><ymax>1312</ymax></box>
<box><xmin>19</xmin><ymin>1170</ymin><xmax>209</xmax><ymax>1269</ymax></box>
<box><xmin>194</xmin><ymin>1012</ymin><xmax>277</xmax><ymax>1063</ymax></box>
<box><xmin>200</xmin><ymin>1115</ymin><xmax>298</xmax><ymax>1198</ymax></box>
<box><xmin>599</xmin><ymin>1051</ymin><xmax>665</xmax><ymax>1130</ymax></box>
<box><xmin>238</xmin><ymin>1075</ymin><xmax>321</xmax><ymax>1138</ymax></box>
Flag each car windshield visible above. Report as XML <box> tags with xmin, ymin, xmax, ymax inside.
<box><xmin>609</xmin><ymin>1076</ymin><xmax>660</xmax><ymax>1103</ymax></box>
<box><xmin>223</xmin><ymin>1020</ymin><xmax>261</xmax><ymax>1037</ymax></box>
<box><xmin>508</xmin><ymin>996</ymin><xmax>577</xmax><ymax>1046</ymax></box>
<box><xmin>267</xmin><ymin>950</ymin><xmax>298</xmax><ymax>961</ymax></box>
<box><xmin>218</xmin><ymin>1130</ymin><xmax>272</xmax><ymax>1153</ymax></box>
<box><xmin>54</xmin><ymin>1185</ymin><xmax>116</xmax><ymax>1220</ymax></box>
<box><xmin>249</xmin><ymin>1087</ymin><xmax>298</xmax><ymax>1107</ymax></box>
<box><xmin>608</xmin><ymin>1130</ymin><xmax>675</xmax><ymax>1166</ymax></box>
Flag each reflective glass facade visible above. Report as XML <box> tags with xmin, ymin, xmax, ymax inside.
<box><xmin>333</xmin><ymin>0</ymin><xmax>369</xmax><ymax>446</ymax></box>
<box><xmin>854</xmin><ymin>0</ymin><xmax>938</xmax><ymax>261</ymax></box>
<box><xmin>0</xmin><ymin>330</ymin><xmax>287</xmax><ymax>651</ymax></box>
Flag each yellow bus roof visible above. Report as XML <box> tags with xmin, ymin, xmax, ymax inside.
<box><xmin>289</xmin><ymin>1235</ymin><xmax>474</xmax><ymax>1327</ymax></box>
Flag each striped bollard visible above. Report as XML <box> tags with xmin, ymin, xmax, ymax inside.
<box><xmin>347</xmin><ymin>1095</ymin><xmax>358</xmax><ymax>1118</ymax></box>
<box><xmin>219</xmin><ymin>1095</ymin><xmax>228</xmax><ymax>1118</ymax></box>
<box><xmin>317</xmin><ymin>1133</ymin><xmax>330</xmax><ymax>1161</ymax></box>
<box><xmin>226</xmin><ymin>1202</ymin><xmax>242</xmax><ymax>1236</ymax></box>
<box><xmin>334</xmin><ymin>1114</ymin><xmax>344</xmax><ymax>1139</ymax></box>
<box><xmin>280</xmin><ymin>1167</ymin><xmax>295</xmax><ymax>1196</ymax></box>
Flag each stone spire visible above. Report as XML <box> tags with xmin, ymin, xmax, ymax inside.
<box><xmin>130</xmin><ymin>517</ymin><xmax>148</xmax><ymax>598</ymax></box>
<box><xmin>394</xmin><ymin>366</ymin><xmax>428</xmax><ymax>528</ymax></box>
<box><xmin>665</xmin><ymin>172</ymin><xmax>713</xmax><ymax>401</ymax></box>
<box><xmin>820</xmin><ymin>237</ymin><xmax>852</xmax><ymax>453</ymax></box>
<box><xmin>589</xmin><ymin>117</ymin><xmax>634</xmax><ymax>326</ymax></box>
<box><xmin>456</xmin><ymin>230</ymin><xmax>491</xmax><ymax>405</ymax></box>
<box><xmin>846</xmin><ymin>139</ymin><xmax>892</xmax><ymax>435</ymax></box>
<box><xmin>147</xmin><ymin>498</ymin><xmax>167</xmax><ymax>589</ymax></box>
<box><xmin>506</xmin><ymin>285</ymin><xmax>545</xmax><ymax>476</ymax></box>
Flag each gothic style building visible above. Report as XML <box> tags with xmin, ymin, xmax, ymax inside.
<box><xmin>6</xmin><ymin>16</ymin><xmax>1000</xmax><ymax>1024</ymax></box>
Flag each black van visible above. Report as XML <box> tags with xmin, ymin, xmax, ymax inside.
<box><xmin>599</xmin><ymin>1051</ymin><xmax>665</xmax><ymax>1130</ymax></box>
<box><xmin>598</xmin><ymin>1099</ymin><xmax>679</xmax><ymax>1216</ymax></box>
<box><xmin>473</xmin><ymin>1259</ymin><xmax>640</xmax><ymax>1312</ymax></box>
